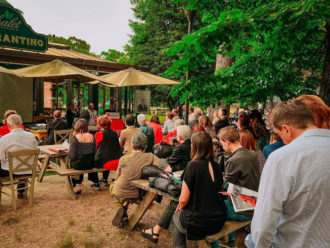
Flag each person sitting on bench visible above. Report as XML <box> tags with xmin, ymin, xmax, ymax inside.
<box><xmin>67</xmin><ymin>119</ymin><xmax>99</xmax><ymax>194</ymax></box>
<box><xmin>218</xmin><ymin>126</ymin><xmax>260</xmax><ymax>247</ymax></box>
<box><xmin>110</xmin><ymin>132</ymin><xmax>159</xmax><ymax>227</ymax></box>
<box><xmin>92</xmin><ymin>115</ymin><xmax>122</xmax><ymax>189</ymax></box>
<box><xmin>171</xmin><ymin>131</ymin><xmax>227</xmax><ymax>248</ymax></box>
<box><xmin>142</xmin><ymin>131</ymin><xmax>226</xmax><ymax>247</ymax></box>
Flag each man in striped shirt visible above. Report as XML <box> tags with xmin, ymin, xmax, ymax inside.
<box><xmin>246</xmin><ymin>100</ymin><xmax>330</xmax><ymax>248</ymax></box>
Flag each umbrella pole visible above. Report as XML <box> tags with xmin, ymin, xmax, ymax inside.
<box><xmin>56</xmin><ymin>82</ymin><xmax>59</xmax><ymax>110</ymax></box>
<box><xmin>130</xmin><ymin>86</ymin><xmax>133</xmax><ymax>114</ymax></box>
<box><xmin>124</xmin><ymin>87</ymin><xmax>128</xmax><ymax>116</ymax></box>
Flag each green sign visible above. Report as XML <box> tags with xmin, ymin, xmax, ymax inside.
<box><xmin>0</xmin><ymin>4</ymin><xmax>48</xmax><ymax>52</ymax></box>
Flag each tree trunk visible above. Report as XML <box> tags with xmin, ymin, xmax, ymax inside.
<box><xmin>319</xmin><ymin>23</ymin><xmax>330</xmax><ymax>106</ymax></box>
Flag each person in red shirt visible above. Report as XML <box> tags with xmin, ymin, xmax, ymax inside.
<box><xmin>93</xmin><ymin>115</ymin><xmax>122</xmax><ymax>189</ymax></box>
<box><xmin>0</xmin><ymin>110</ymin><xmax>25</xmax><ymax>136</ymax></box>
<box><xmin>147</xmin><ymin>114</ymin><xmax>163</xmax><ymax>144</ymax></box>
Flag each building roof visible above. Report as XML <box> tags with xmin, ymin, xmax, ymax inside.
<box><xmin>0</xmin><ymin>43</ymin><xmax>147</xmax><ymax>73</ymax></box>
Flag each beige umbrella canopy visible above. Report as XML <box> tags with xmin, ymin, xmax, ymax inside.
<box><xmin>90</xmin><ymin>67</ymin><xmax>180</xmax><ymax>87</ymax></box>
<box><xmin>0</xmin><ymin>66</ymin><xmax>22</xmax><ymax>77</ymax></box>
<box><xmin>14</xmin><ymin>59</ymin><xmax>114</xmax><ymax>84</ymax></box>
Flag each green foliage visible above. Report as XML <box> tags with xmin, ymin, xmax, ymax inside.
<box><xmin>99</xmin><ymin>49</ymin><xmax>130</xmax><ymax>64</ymax></box>
<box><xmin>124</xmin><ymin>0</ymin><xmax>203</xmax><ymax>109</ymax></box>
<box><xmin>47</xmin><ymin>35</ymin><xmax>95</xmax><ymax>56</ymax></box>
<box><xmin>167</xmin><ymin>0</ymin><xmax>329</xmax><ymax>105</ymax></box>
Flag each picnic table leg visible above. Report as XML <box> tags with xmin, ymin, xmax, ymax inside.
<box><xmin>65</xmin><ymin>176</ymin><xmax>78</xmax><ymax>200</ymax></box>
<box><xmin>38</xmin><ymin>154</ymin><xmax>50</xmax><ymax>183</ymax></box>
<box><xmin>125</xmin><ymin>191</ymin><xmax>157</xmax><ymax>231</ymax></box>
<box><xmin>59</xmin><ymin>158</ymin><xmax>67</xmax><ymax>168</ymax></box>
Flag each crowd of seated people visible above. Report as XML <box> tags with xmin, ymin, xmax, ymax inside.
<box><xmin>1</xmin><ymin>94</ymin><xmax>329</xmax><ymax>248</ymax></box>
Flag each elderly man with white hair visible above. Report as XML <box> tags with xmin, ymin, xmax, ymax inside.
<box><xmin>160</xmin><ymin>125</ymin><xmax>192</xmax><ymax>173</ymax></box>
<box><xmin>0</xmin><ymin>114</ymin><xmax>37</xmax><ymax>199</ymax></box>
<box><xmin>137</xmin><ymin>114</ymin><xmax>155</xmax><ymax>153</ymax></box>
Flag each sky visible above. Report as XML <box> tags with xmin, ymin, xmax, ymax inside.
<box><xmin>7</xmin><ymin>0</ymin><xmax>136</xmax><ymax>54</ymax></box>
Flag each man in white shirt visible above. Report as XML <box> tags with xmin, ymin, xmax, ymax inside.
<box><xmin>246</xmin><ymin>100</ymin><xmax>330</xmax><ymax>248</ymax></box>
<box><xmin>0</xmin><ymin>114</ymin><xmax>37</xmax><ymax>198</ymax></box>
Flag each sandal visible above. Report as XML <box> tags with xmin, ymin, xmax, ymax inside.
<box><xmin>112</xmin><ymin>207</ymin><xmax>126</xmax><ymax>227</ymax></box>
<box><xmin>141</xmin><ymin>227</ymin><xmax>159</xmax><ymax>244</ymax></box>
<box><xmin>119</xmin><ymin>213</ymin><xmax>129</xmax><ymax>228</ymax></box>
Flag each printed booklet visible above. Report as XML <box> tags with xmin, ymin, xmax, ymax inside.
<box><xmin>226</xmin><ymin>183</ymin><xmax>258</xmax><ymax>212</ymax></box>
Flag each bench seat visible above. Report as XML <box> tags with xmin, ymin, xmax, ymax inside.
<box><xmin>197</xmin><ymin>220</ymin><xmax>251</xmax><ymax>248</ymax></box>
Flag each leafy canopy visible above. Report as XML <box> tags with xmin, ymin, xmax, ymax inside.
<box><xmin>47</xmin><ymin>35</ymin><xmax>95</xmax><ymax>56</ymax></box>
<box><xmin>167</xmin><ymin>0</ymin><xmax>330</xmax><ymax>106</ymax></box>
<box><xmin>124</xmin><ymin>0</ymin><xmax>204</xmax><ymax>109</ymax></box>
<box><xmin>100</xmin><ymin>49</ymin><xmax>130</xmax><ymax>64</ymax></box>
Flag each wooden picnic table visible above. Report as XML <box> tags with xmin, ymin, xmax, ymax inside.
<box><xmin>128</xmin><ymin>174</ymin><xmax>251</xmax><ymax>248</ymax></box>
<box><xmin>37</xmin><ymin>144</ymin><xmax>68</xmax><ymax>183</ymax></box>
<box><xmin>37</xmin><ymin>144</ymin><xmax>113</xmax><ymax>200</ymax></box>
<box><xmin>29</xmin><ymin>129</ymin><xmax>48</xmax><ymax>140</ymax></box>
<box><xmin>127</xmin><ymin>173</ymin><xmax>181</xmax><ymax>231</ymax></box>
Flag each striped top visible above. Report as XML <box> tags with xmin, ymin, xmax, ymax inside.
<box><xmin>251</xmin><ymin>128</ymin><xmax>330</xmax><ymax>248</ymax></box>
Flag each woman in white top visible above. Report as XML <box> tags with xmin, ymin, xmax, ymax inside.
<box><xmin>163</xmin><ymin>112</ymin><xmax>174</xmax><ymax>135</ymax></box>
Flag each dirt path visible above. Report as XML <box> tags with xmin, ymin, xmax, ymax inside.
<box><xmin>0</xmin><ymin>175</ymin><xmax>246</xmax><ymax>248</ymax></box>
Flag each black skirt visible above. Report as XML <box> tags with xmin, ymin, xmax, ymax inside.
<box><xmin>71</xmin><ymin>153</ymin><xmax>95</xmax><ymax>170</ymax></box>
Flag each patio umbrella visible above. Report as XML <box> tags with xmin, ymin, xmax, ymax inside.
<box><xmin>0</xmin><ymin>66</ymin><xmax>22</xmax><ymax>77</ymax></box>
<box><xmin>90</xmin><ymin>67</ymin><xmax>180</xmax><ymax>87</ymax></box>
<box><xmin>14</xmin><ymin>59</ymin><xmax>115</xmax><ymax>84</ymax></box>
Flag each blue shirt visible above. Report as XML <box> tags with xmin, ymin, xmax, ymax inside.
<box><xmin>250</xmin><ymin>128</ymin><xmax>330</xmax><ymax>248</ymax></box>
<box><xmin>262</xmin><ymin>140</ymin><xmax>285</xmax><ymax>159</ymax></box>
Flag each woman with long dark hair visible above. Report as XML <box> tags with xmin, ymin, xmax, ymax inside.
<box><xmin>250</xmin><ymin>109</ymin><xmax>269</xmax><ymax>149</ymax></box>
<box><xmin>68</xmin><ymin>119</ymin><xmax>98</xmax><ymax>193</ymax></box>
<box><xmin>171</xmin><ymin>132</ymin><xmax>227</xmax><ymax>247</ymax></box>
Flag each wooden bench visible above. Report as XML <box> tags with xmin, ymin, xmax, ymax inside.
<box><xmin>129</xmin><ymin>179</ymin><xmax>251</xmax><ymax>246</ymax></box>
<box><xmin>196</xmin><ymin>220</ymin><xmax>251</xmax><ymax>248</ymax></box>
<box><xmin>51</xmin><ymin>163</ymin><xmax>116</xmax><ymax>200</ymax></box>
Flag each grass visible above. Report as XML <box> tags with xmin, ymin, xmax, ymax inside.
<box><xmin>68</xmin><ymin>219</ymin><xmax>75</xmax><ymax>226</ymax></box>
<box><xmin>14</xmin><ymin>231</ymin><xmax>22</xmax><ymax>242</ymax></box>
<box><xmin>3</xmin><ymin>217</ymin><xmax>19</xmax><ymax>225</ymax></box>
<box><xmin>83</xmin><ymin>239</ymin><xmax>104</xmax><ymax>248</ymax></box>
<box><xmin>84</xmin><ymin>224</ymin><xmax>93</xmax><ymax>232</ymax></box>
<box><xmin>56</xmin><ymin>233</ymin><xmax>74</xmax><ymax>248</ymax></box>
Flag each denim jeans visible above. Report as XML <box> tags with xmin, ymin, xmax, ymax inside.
<box><xmin>158</xmin><ymin>200</ymin><xmax>178</xmax><ymax>229</ymax></box>
<box><xmin>225</xmin><ymin>199</ymin><xmax>252</xmax><ymax>242</ymax></box>
<box><xmin>0</xmin><ymin>168</ymin><xmax>26</xmax><ymax>193</ymax></box>
<box><xmin>172</xmin><ymin>211</ymin><xmax>187</xmax><ymax>248</ymax></box>
<box><xmin>171</xmin><ymin>210</ymin><xmax>220</xmax><ymax>248</ymax></box>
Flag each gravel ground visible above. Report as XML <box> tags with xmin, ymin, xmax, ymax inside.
<box><xmin>0</xmin><ymin>174</ymin><xmax>247</xmax><ymax>248</ymax></box>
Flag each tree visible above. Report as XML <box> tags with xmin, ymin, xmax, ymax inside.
<box><xmin>100</xmin><ymin>49</ymin><xmax>130</xmax><ymax>64</ymax></box>
<box><xmin>47</xmin><ymin>35</ymin><xmax>95</xmax><ymax>56</ymax></box>
<box><xmin>124</xmin><ymin>0</ymin><xmax>204</xmax><ymax>109</ymax></box>
<box><xmin>166</xmin><ymin>0</ymin><xmax>330</xmax><ymax>106</ymax></box>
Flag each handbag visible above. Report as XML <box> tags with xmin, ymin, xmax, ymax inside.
<box><xmin>148</xmin><ymin>177</ymin><xmax>181</xmax><ymax>197</ymax></box>
<box><xmin>141</xmin><ymin>165</ymin><xmax>165</xmax><ymax>179</ymax></box>
<box><xmin>153</xmin><ymin>141</ymin><xmax>172</xmax><ymax>158</ymax></box>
